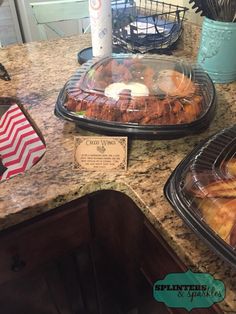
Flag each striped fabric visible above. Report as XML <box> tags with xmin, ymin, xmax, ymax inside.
<box><xmin>0</xmin><ymin>104</ymin><xmax>46</xmax><ymax>182</ymax></box>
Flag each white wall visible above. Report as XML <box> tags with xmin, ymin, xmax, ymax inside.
<box><xmin>0</xmin><ymin>0</ymin><xmax>22</xmax><ymax>46</ymax></box>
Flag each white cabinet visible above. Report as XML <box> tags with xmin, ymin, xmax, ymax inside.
<box><xmin>0</xmin><ymin>0</ymin><xmax>22</xmax><ymax>46</ymax></box>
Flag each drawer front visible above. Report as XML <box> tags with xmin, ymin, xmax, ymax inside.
<box><xmin>0</xmin><ymin>197</ymin><xmax>90</xmax><ymax>285</ymax></box>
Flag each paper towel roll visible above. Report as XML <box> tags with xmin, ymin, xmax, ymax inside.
<box><xmin>89</xmin><ymin>0</ymin><xmax>112</xmax><ymax>57</ymax></box>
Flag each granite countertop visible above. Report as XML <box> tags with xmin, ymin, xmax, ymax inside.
<box><xmin>0</xmin><ymin>23</ymin><xmax>236</xmax><ymax>312</ymax></box>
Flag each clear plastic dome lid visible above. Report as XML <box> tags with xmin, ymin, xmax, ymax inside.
<box><xmin>79</xmin><ymin>56</ymin><xmax>196</xmax><ymax>99</ymax></box>
<box><xmin>55</xmin><ymin>54</ymin><xmax>216</xmax><ymax>139</ymax></box>
<box><xmin>165</xmin><ymin>126</ymin><xmax>236</xmax><ymax>266</ymax></box>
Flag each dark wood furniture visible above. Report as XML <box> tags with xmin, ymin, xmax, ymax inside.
<box><xmin>0</xmin><ymin>191</ymin><xmax>223</xmax><ymax>314</ymax></box>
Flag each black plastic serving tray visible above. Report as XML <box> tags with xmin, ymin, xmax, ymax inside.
<box><xmin>55</xmin><ymin>75</ymin><xmax>216</xmax><ymax>140</ymax></box>
<box><xmin>55</xmin><ymin>87</ymin><xmax>215</xmax><ymax>140</ymax></box>
<box><xmin>164</xmin><ymin>125</ymin><xmax>236</xmax><ymax>268</ymax></box>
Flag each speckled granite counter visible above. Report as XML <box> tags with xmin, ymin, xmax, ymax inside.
<box><xmin>0</xmin><ymin>23</ymin><xmax>236</xmax><ymax>313</ymax></box>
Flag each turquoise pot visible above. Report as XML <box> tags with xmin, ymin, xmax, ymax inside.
<box><xmin>197</xmin><ymin>17</ymin><xmax>236</xmax><ymax>83</ymax></box>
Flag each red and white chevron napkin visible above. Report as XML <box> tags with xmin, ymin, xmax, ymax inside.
<box><xmin>0</xmin><ymin>104</ymin><xmax>46</xmax><ymax>182</ymax></box>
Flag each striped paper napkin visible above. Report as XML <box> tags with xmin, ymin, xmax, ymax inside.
<box><xmin>0</xmin><ymin>104</ymin><xmax>46</xmax><ymax>182</ymax></box>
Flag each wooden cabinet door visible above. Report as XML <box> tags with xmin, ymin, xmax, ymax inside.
<box><xmin>0</xmin><ymin>196</ymin><xmax>90</xmax><ymax>285</ymax></box>
<box><xmin>0</xmin><ymin>245</ymin><xmax>100</xmax><ymax>314</ymax></box>
<box><xmin>0</xmin><ymin>196</ymin><xmax>100</xmax><ymax>314</ymax></box>
<box><xmin>88</xmin><ymin>190</ymin><xmax>144</xmax><ymax>311</ymax></box>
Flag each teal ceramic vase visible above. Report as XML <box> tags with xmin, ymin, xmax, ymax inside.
<box><xmin>197</xmin><ymin>17</ymin><xmax>236</xmax><ymax>83</ymax></box>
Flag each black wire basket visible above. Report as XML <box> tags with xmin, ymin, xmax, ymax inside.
<box><xmin>112</xmin><ymin>0</ymin><xmax>189</xmax><ymax>53</ymax></box>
